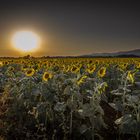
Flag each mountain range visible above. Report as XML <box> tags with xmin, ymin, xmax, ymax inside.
<box><xmin>82</xmin><ymin>49</ymin><xmax>140</xmax><ymax>57</ymax></box>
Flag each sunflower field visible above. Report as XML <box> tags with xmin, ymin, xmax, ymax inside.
<box><xmin>0</xmin><ymin>57</ymin><xmax>140</xmax><ymax>140</ymax></box>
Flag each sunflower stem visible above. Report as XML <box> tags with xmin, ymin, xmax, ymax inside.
<box><xmin>70</xmin><ymin>94</ymin><xmax>73</xmax><ymax>136</ymax></box>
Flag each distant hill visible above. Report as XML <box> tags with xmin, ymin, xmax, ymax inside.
<box><xmin>81</xmin><ymin>49</ymin><xmax>140</xmax><ymax>57</ymax></box>
<box><xmin>1</xmin><ymin>49</ymin><xmax>140</xmax><ymax>58</ymax></box>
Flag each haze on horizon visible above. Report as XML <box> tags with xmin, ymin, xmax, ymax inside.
<box><xmin>0</xmin><ymin>0</ymin><xmax>140</xmax><ymax>57</ymax></box>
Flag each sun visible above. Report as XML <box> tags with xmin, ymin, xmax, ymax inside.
<box><xmin>12</xmin><ymin>31</ymin><xmax>41</xmax><ymax>52</ymax></box>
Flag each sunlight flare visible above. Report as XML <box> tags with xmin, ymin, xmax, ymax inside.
<box><xmin>12</xmin><ymin>31</ymin><xmax>41</xmax><ymax>52</ymax></box>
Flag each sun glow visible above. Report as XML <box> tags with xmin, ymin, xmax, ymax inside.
<box><xmin>12</xmin><ymin>31</ymin><xmax>41</xmax><ymax>52</ymax></box>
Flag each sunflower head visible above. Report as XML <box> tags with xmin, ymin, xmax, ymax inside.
<box><xmin>8</xmin><ymin>66</ymin><xmax>15</xmax><ymax>72</ymax></box>
<box><xmin>119</xmin><ymin>63</ymin><xmax>128</xmax><ymax>71</ymax></box>
<box><xmin>25</xmin><ymin>68</ymin><xmax>35</xmax><ymax>77</ymax></box>
<box><xmin>71</xmin><ymin>65</ymin><xmax>80</xmax><ymax>73</ymax></box>
<box><xmin>87</xmin><ymin>65</ymin><xmax>96</xmax><ymax>74</ymax></box>
<box><xmin>89</xmin><ymin>60</ymin><xmax>93</xmax><ymax>64</ymax></box>
<box><xmin>64</xmin><ymin>66</ymin><xmax>70</xmax><ymax>72</ymax></box>
<box><xmin>77</xmin><ymin>75</ymin><xmax>87</xmax><ymax>85</ymax></box>
<box><xmin>43</xmin><ymin>72</ymin><xmax>53</xmax><ymax>82</ymax></box>
<box><xmin>136</xmin><ymin>63</ymin><xmax>140</xmax><ymax>69</ymax></box>
<box><xmin>0</xmin><ymin>61</ymin><xmax>3</xmax><ymax>67</ymax></box>
<box><xmin>98</xmin><ymin>67</ymin><xmax>106</xmax><ymax>78</ymax></box>
<box><xmin>4</xmin><ymin>61</ymin><xmax>9</xmax><ymax>65</ymax></box>
<box><xmin>127</xmin><ymin>71</ymin><xmax>135</xmax><ymax>83</ymax></box>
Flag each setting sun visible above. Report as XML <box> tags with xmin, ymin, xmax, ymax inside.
<box><xmin>12</xmin><ymin>31</ymin><xmax>41</xmax><ymax>52</ymax></box>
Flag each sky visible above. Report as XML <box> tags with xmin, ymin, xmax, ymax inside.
<box><xmin>0</xmin><ymin>0</ymin><xmax>140</xmax><ymax>56</ymax></box>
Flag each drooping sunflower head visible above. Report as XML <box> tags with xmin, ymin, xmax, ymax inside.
<box><xmin>127</xmin><ymin>71</ymin><xmax>135</xmax><ymax>84</ymax></box>
<box><xmin>25</xmin><ymin>68</ymin><xmax>35</xmax><ymax>77</ymax></box>
<box><xmin>43</xmin><ymin>72</ymin><xmax>53</xmax><ymax>82</ymax></box>
<box><xmin>98</xmin><ymin>67</ymin><xmax>106</xmax><ymax>78</ymax></box>
<box><xmin>77</xmin><ymin>75</ymin><xmax>88</xmax><ymax>85</ymax></box>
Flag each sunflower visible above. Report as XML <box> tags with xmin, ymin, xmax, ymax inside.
<box><xmin>3</xmin><ymin>61</ymin><xmax>9</xmax><ymax>65</ymax></box>
<box><xmin>8</xmin><ymin>66</ymin><xmax>14</xmax><ymax>72</ymax></box>
<box><xmin>0</xmin><ymin>61</ymin><xmax>3</xmax><ymax>67</ymax></box>
<box><xmin>127</xmin><ymin>71</ymin><xmax>135</xmax><ymax>83</ymax></box>
<box><xmin>98</xmin><ymin>82</ymin><xmax>108</xmax><ymax>94</ymax></box>
<box><xmin>77</xmin><ymin>75</ymin><xmax>87</xmax><ymax>85</ymax></box>
<box><xmin>136</xmin><ymin>63</ymin><xmax>140</xmax><ymax>69</ymax></box>
<box><xmin>86</xmin><ymin>65</ymin><xmax>96</xmax><ymax>74</ymax></box>
<box><xmin>98</xmin><ymin>67</ymin><xmax>106</xmax><ymax>78</ymax></box>
<box><xmin>25</xmin><ymin>68</ymin><xmax>35</xmax><ymax>77</ymax></box>
<box><xmin>119</xmin><ymin>63</ymin><xmax>128</xmax><ymax>71</ymax></box>
<box><xmin>62</xmin><ymin>65</ymin><xmax>68</xmax><ymax>72</ymax></box>
<box><xmin>43</xmin><ymin>72</ymin><xmax>53</xmax><ymax>81</ymax></box>
<box><xmin>70</xmin><ymin>65</ymin><xmax>80</xmax><ymax>73</ymax></box>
